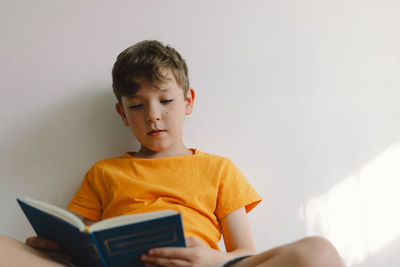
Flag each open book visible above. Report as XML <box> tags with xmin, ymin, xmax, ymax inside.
<box><xmin>17</xmin><ymin>197</ymin><xmax>186</xmax><ymax>267</ymax></box>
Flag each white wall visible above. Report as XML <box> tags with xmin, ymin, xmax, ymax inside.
<box><xmin>1</xmin><ymin>1</ymin><xmax>399</xmax><ymax>266</ymax></box>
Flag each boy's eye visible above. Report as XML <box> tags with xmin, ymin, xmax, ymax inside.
<box><xmin>161</xmin><ymin>99</ymin><xmax>173</xmax><ymax>104</ymax></box>
<box><xmin>129</xmin><ymin>104</ymin><xmax>143</xmax><ymax>109</ymax></box>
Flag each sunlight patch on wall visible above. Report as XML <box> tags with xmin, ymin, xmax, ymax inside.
<box><xmin>298</xmin><ymin>143</ymin><xmax>400</xmax><ymax>266</ymax></box>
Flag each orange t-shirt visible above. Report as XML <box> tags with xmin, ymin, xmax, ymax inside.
<box><xmin>67</xmin><ymin>149</ymin><xmax>261</xmax><ymax>249</ymax></box>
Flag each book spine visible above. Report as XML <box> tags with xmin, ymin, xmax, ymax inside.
<box><xmin>79</xmin><ymin>232</ymin><xmax>108</xmax><ymax>267</ymax></box>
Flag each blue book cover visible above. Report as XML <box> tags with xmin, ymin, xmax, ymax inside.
<box><xmin>17</xmin><ymin>198</ymin><xmax>186</xmax><ymax>267</ymax></box>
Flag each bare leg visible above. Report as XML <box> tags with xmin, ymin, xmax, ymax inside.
<box><xmin>233</xmin><ymin>237</ymin><xmax>345</xmax><ymax>267</ymax></box>
<box><xmin>0</xmin><ymin>235</ymin><xmax>67</xmax><ymax>267</ymax></box>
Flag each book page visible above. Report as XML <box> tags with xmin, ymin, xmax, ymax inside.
<box><xmin>88</xmin><ymin>210</ymin><xmax>177</xmax><ymax>232</ymax></box>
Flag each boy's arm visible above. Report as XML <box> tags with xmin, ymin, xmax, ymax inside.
<box><xmin>220</xmin><ymin>207</ymin><xmax>256</xmax><ymax>257</ymax></box>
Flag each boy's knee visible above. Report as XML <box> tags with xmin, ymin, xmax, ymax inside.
<box><xmin>287</xmin><ymin>236</ymin><xmax>344</xmax><ymax>267</ymax></box>
<box><xmin>0</xmin><ymin>235</ymin><xmax>23</xmax><ymax>254</ymax></box>
<box><xmin>0</xmin><ymin>235</ymin><xmax>64</xmax><ymax>266</ymax></box>
<box><xmin>0</xmin><ymin>235</ymin><xmax>16</xmax><ymax>257</ymax></box>
<box><xmin>0</xmin><ymin>234</ymin><xmax>14</xmax><ymax>247</ymax></box>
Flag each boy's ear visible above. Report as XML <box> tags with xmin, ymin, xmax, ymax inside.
<box><xmin>184</xmin><ymin>88</ymin><xmax>195</xmax><ymax>116</ymax></box>
<box><xmin>115</xmin><ymin>102</ymin><xmax>130</xmax><ymax>126</ymax></box>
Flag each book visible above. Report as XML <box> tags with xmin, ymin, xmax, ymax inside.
<box><xmin>17</xmin><ymin>197</ymin><xmax>186</xmax><ymax>267</ymax></box>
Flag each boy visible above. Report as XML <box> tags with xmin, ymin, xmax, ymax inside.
<box><xmin>0</xmin><ymin>40</ymin><xmax>345</xmax><ymax>267</ymax></box>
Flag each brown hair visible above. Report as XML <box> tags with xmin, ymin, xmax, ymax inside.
<box><xmin>112</xmin><ymin>40</ymin><xmax>189</xmax><ymax>104</ymax></box>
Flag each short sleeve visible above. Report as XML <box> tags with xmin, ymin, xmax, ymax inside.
<box><xmin>67</xmin><ymin>167</ymin><xmax>102</xmax><ymax>221</ymax></box>
<box><xmin>215</xmin><ymin>158</ymin><xmax>262</xmax><ymax>220</ymax></box>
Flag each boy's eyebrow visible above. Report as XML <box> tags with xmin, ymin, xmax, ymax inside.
<box><xmin>157</xmin><ymin>87</ymin><xmax>172</xmax><ymax>92</ymax></box>
<box><xmin>126</xmin><ymin>88</ymin><xmax>171</xmax><ymax>99</ymax></box>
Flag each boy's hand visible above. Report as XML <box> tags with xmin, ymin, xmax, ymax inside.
<box><xmin>141</xmin><ymin>236</ymin><xmax>228</xmax><ymax>267</ymax></box>
<box><xmin>25</xmin><ymin>236</ymin><xmax>72</xmax><ymax>261</ymax></box>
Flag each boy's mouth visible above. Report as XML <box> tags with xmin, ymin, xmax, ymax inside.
<box><xmin>148</xmin><ymin>129</ymin><xmax>166</xmax><ymax>137</ymax></box>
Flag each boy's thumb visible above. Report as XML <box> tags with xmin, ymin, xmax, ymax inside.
<box><xmin>25</xmin><ymin>236</ymin><xmax>60</xmax><ymax>250</ymax></box>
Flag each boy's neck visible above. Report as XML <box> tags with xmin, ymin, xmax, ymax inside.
<box><xmin>132</xmin><ymin>146</ymin><xmax>194</xmax><ymax>159</ymax></box>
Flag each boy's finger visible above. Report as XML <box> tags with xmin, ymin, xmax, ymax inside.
<box><xmin>147</xmin><ymin>247</ymin><xmax>194</xmax><ymax>261</ymax></box>
<box><xmin>25</xmin><ymin>236</ymin><xmax>60</xmax><ymax>250</ymax></box>
<box><xmin>142</xmin><ymin>254</ymin><xmax>188</xmax><ymax>267</ymax></box>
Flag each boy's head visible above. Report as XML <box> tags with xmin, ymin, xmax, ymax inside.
<box><xmin>112</xmin><ymin>40</ymin><xmax>190</xmax><ymax>104</ymax></box>
<box><xmin>113</xmin><ymin>40</ymin><xmax>195</xmax><ymax>158</ymax></box>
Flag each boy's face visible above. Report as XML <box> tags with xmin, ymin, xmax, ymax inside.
<box><xmin>116</xmin><ymin>69</ymin><xmax>195</xmax><ymax>158</ymax></box>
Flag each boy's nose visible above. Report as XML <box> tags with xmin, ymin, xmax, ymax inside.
<box><xmin>146</xmin><ymin>106</ymin><xmax>161</xmax><ymax>122</ymax></box>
